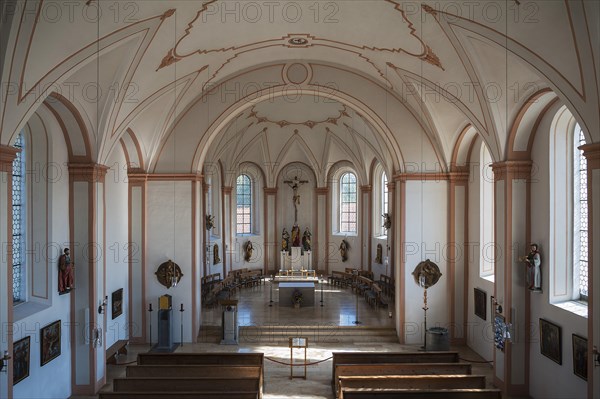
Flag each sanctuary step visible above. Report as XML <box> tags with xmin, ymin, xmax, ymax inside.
<box><xmin>237</xmin><ymin>325</ymin><xmax>398</xmax><ymax>344</ymax></box>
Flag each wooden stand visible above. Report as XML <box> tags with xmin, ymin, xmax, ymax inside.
<box><xmin>289</xmin><ymin>337</ymin><xmax>308</xmax><ymax>379</ymax></box>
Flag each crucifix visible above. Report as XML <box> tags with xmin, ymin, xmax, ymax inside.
<box><xmin>284</xmin><ymin>175</ymin><xmax>308</xmax><ymax>223</ymax></box>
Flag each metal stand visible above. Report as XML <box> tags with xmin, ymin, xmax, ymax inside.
<box><xmin>320</xmin><ymin>275</ymin><xmax>324</xmax><ymax>306</ymax></box>
<box><xmin>147</xmin><ymin>304</ymin><xmax>153</xmax><ymax>346</ymax></box>
<box><xmin>353</xmin><ymin>290</ymin><xmax>361</xmax><ymax>325</ymax></box>
<box><xmin>422</xmin><ymin>287</ymin><xmax>428</xmax><ymax>351</ymax></box>
<box><xmin>269</xmin><ymin>275</ymin><xmax>274</xmax><ymax>306</ymax></box>
<box><xmin>179</xmin><ymin>303</ymin><xmax>184</xmax><ymax>347</ymax></box>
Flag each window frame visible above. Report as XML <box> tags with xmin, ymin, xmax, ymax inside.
<box><xmin>339</xmin><ymin>172</ymin><xmax>358</xmax><ymax>234</ymax></box>
<box><xmin>236</xmin><ymin>174</ymin><xmax>253</xmax><ymax>235</ymax></box>
<box><xmin>12</xmin><ymin>132</ymin><xmax>26</xmax><ymax>304</ymax></box>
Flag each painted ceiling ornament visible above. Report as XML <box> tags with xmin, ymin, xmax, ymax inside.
<box><xmin>155</xmin><ymin>0</ymin><xmax>444</xmax><ymax>83</ymax></box>
<box><xmin>250</xmin><ymin>104</ymin><xmax>348</xmax><ymax>129</ymax></box>
<box><xmin>411</xmin><ymin>259</ymin><xmax>442</xmax><ymax>289</ymax></box>
<box><xmin>155</xmin><ymin>260</ymin><xmax>183</xmax><ymax>289</ymax></box>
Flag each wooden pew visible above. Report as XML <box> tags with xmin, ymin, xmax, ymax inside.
<box><xmin>113</xmin><ymin>377</ymin><xmax>259</xmax><ymax>393</ymax></box>
<box><xmin>340</xmin><ymin>388</ymin><xmax>502</xmax><ymax>399</ymax></box>
<box><xmin>100</xmin><ymin>392</ymin><xmax>258</xmax><ymax>399</ymax></box>
<box><xmin>135</xmin><ymin>352</ymin><xmax>264</xmax><ymax>398</ymax></box>
<box><xmin>137</xmin><ymin>352</ymin><xmax>263</xmax><ymax>366</ymax></box>
<box><xmin>338</xmin><ymin>374</ymin><xmax>486</xmax><ymax>395</ymax></box>
<box><xmin>335</xmin><ymin>362</ymin><xmax>472</xmax><ymax>386</ymax></box>
<box><xmin>331</xmin><ymin>352</ymin><xmax>459</xmax><ymax>393</ymax></box>
<box><xmin>126</xmin><ymin>364</ymin><xmax>261</xmax><ymax>379</ymax></box>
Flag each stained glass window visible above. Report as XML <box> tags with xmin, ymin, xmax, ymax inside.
<box><xmin>574</xmin><ymin>124</ymin><xmax>588</xmax><ymax>301</ymax></box>
<box><xmin>12</xmin><ymin>133</ymin><xmax>25</xmax><ymax>303</ymax></box>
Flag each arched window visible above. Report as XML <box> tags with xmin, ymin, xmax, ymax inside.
<box><xmin>12</xmin><ymin>133</ymin><xmax>26</xmax><ymax>303</ymax></box>
<box><xmin>236</xmin><ymin>174</ymin><xmax>252</xmax><ymax>234</ymax></box>
<box><xmin>381</xmin><ymin>173</ymin><xmax>389</xmax><ymax>235</ymax></box>
<box><xmin>340</xmin><ymin>172</ymin><xmax>357</xmax><ymax>233</ymax></box>
<box><xmin>573</xmin><ymin>123</ymin><xmax>588</xmax><ymax>301</ymax></box>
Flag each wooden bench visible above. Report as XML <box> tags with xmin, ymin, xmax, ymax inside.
<box><xmin>338</xmin><ymin>374</ymin><xmax>486</xmax><ymax>395</ymax></box>
<box><xmin>335</xmin><ymin>362</ymin><xmax>472</xmax><ymax>389</ymax></box>
<box><xmin>340</xmin><ymin>388</ymin><xmax>502</xmax><ymax>399</ymax></box>
<box><xmin>100</xmin><ymin>392</ymin><xmax>258</xmax><ymax>399</ymax></box>
<box><xmin>126</xmin><ymin>364</ymin><xmax>262</xmax><ymax>379</ymax></box>
<box><xmin>106</xmin><ymin>340</ymin><xmax>128</xmax><ymax>364</ymax></box>
<box><xmin>329</xmin><ymin>271</ymin><xmax>350</xmax><ymax>287</ymax></box>
<box><xmin>113</xmin><ymin>377</ymin><xmax>259</xmax><ymax>393</ymax></box>
<box><xmin>135</xmin><ymin>352</ymin><xmax>264</xmax><ymax>398</ymax></box>
<box><xmin>332</xmin><ymin>352</ymin><xmax>459</xmax><ymax>393</ymax></box>
<box><xmin>379</xmin><ymin>274</ymin><xmax>394</xmax><ymax>297</ymax></box>
<box><xmin>137</xmin><ymin>352</ymin><xmax>264</xmax><ymax>366</ymax></box>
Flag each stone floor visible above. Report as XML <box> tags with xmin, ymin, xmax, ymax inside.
<box><xmin>73</xmin><ymin>280</ymin><xmax>518</xmax><ymax>399</ymax></box>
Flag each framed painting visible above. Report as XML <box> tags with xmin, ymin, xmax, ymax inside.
<box><xmin>13</xmin><ymin>336</ymin><xmax>30</xmax><ymax>385</ymax></box>
<box><xmin>539</xmin><ymin>318</ymin><xmax>562</xmax><ymax>365</ymax></box>
<box><xmin>474</xmin><ymin>288</ymin><xmax>486</xmax><ymax>321</ymax></box>
<box><xmin>41</xmin><ymin>320</ymin><xmax>61</xmax><ymax>366</ymax></box>
<box><xmin>112</xmin><ymin>288</ymin><xmax>123</xmax><ymax>320</ymax></box>
<box><xmin>572</xmin><ymin>334</ymin><xmax>587</xmax><ymax>380</ymax></box>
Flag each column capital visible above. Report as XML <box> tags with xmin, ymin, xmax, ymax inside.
<box><xmin>68</xmin><ymin>163</ymin><xmax>109</xmax><ymax>182</ymax></box>
<box><xmin>222</xmin><ymin>186</ymin><xmax>233</xmax><ymax>194</ymax></box>
<box><xmin>146</xmin><ymin>173</ymin><xmax>203</xmax><ymax>182</ymax></box>
<box><xmin>448</xmin><ymin>171</ymin><xmax>470</xmax><ymax>183</ymax></box>
<box><xmin>387</xmin><ymin>181</ymin><xmax>396</xmax><ymax>190</ymax></box>
<box><xmin>315</xmin><ymin>187</ymin><xmax>329</xmax><ymax>195</ymax></box>
<box><xmin>393</xmin><ymin>172</ymin><xmax>449</xmax><ymax>181</ymax></box>
<box><xmin>263</xmin><ymin>187</ymin><xmax>278</xmax><ymax>195</ymax></box>
<box><xmin>360</xmin><ymin>185</ymin><xmax>372</xmax><ymax>193</ymax></box>
<box><xmin>579</xmin><ymin>142</ymin><xmax>600</xmax><ymax>169</ymax></box>
<box><xmin>491</xmin><ymin>160</ymin><xmax>532</xmax><ymax>181</ymax></box>
<box><xmin>203</xmin><ymin>182</ymin><xmax>211</xmax><ymax>193</ymax></box>
<box><xmin>128</xmin><ymin>171</ymin><xmax>148</xmax><ymax>183</ymax></box>
<box><xmin>0</xmin><ymin>145</ymin><xmax>19</xmax><ymax>172</ymax></box>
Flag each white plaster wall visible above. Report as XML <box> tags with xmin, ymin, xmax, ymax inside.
<box><xmin>104</xmin><ymin>149</ymin><xmax>129</xmax><ymax>348</ymax></box>
<box><xmin>13</xmin><ymin>117</ymin><xmax>71</xmax><ymax>399</ymax></box>
<box><xmin>403</xmin><ymin>180</ymin><xmax>449</xmax><ymax>345</ymax></box>
<box><xmin>528</xmin><ymin>108</ymin><xmax>587</xmax><ymax>399</ymax></box>
<box><xmin>371</xmin><ymin>236</ymin><xmax>389</xmax><ymax>280</ymax></box>
<box><xmin>146</xmin><ymin>181</ymin><xmax>194</xmax><ymax>342</ymax></box>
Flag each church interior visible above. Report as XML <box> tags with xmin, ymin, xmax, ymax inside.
<box><xmin>0</xmin><ymin>1</ymin><xmax>599</xmax><ymax>398</ymax></box>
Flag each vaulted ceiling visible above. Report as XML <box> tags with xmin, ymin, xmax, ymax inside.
<box><xmin>1</xmin><ymin>0</ymin><xmax>598</xmax><ymax>178</ymax></box>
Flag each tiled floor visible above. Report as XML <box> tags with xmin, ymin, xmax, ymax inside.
<box><xmin>74</xmin><ymin>281</ymin><xmax>515</xmax><ymax>399</ymax></box>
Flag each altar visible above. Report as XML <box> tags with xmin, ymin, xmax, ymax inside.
<box><xmin>279</xmin><ymin>282</ymin><xmax>315</xmax><ymax>307</ymax></box>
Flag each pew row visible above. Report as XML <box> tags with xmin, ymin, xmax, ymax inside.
<box><xmin>113</xmin><ymin>377</ymin><xmax>259</xmax><ymax>393</ymax></box>
<box><xmin>137</xmin><ymin>352</ymin><xmax>263</xmax><ymax>366</ymax></box>
<box><xmin>338</xmin><ymin>374</ymin><xmax>486</xmax><ymax>396</ymax></box>
<box><xmin>126</xmin><ymin>364</ymin><xmax>261</xmax><ymax>379</ymax></box>
<box><xmin>339</xmin><ymin>388</ymin><xmax>502</xmax><ymax>399</ymax></box>
<box><xmin>334</xmin><ymin>362</ymin><xmax>472</xmax><ymax>394</ymax></box>
<box><xmin>100</xmin><ymin>392</ymin><xmax>258</xmax><ymax>399</ymax></box>
<box><xmin>331</xmin><ymin>351</ymin><xmax>459</xmax><ymax>392</ymax></box>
